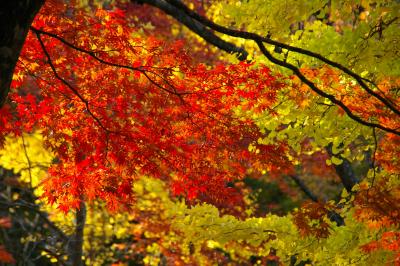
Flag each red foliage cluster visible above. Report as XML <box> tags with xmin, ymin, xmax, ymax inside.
<box><xmin>292</xmin><ymin>201</ymin><xmax>334</xmax><ymax>238</ymax></box>
<box><xmin>1</xmin><ymin>0</ymin><xmax>291</xmax><ymax>211</ymax></box>
<box><xmin>377</xmin><ymin>134</ymin><xmax>400</xmax><ymax>174</ymax></box>
<box><xmin>361</xmin><ymin>231</ymin><xmax>400</xmax><ymax>265</ymax></box>
<box><xmin>299</xmin><ymin>66</ymin><xmax>400</xmax><ymax>130</ymax></box>
<box><xmin>354</xmin><ymin>180</ymin><xmax>400</xmax><ymax>263</ymax></box>
<box><xmin>0</xmin><ymin>245</ymin><xmax>15</xmax><ymax>264</ymax></box>
<box><xmin>354</xmin><ymin>181</ymin><xmax>400</xmax><ymax>228</ymax></box>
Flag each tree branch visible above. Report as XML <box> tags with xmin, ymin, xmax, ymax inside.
<box><xmin>288</xmin><ymin>175</ymin><xmax>344</xmax><ymax>226</ymax></box>
<box><xmin>34</xmin><ymin>30</ymin><xmax>112</xmax><ymax>133</ymax></box>
<box><xmin>0</xmin><ymin>199</ymin><xmax>68</xmax><ymax>243</ymax></box>
<box><xmin>289</xmin><ymin>175</ymin><xmax>318</xmax><ymax>202</ymax></box>
<box><xmin>255</xmin><ymin>40</ymin><xmax>400</xmax><ymax>136</ymax></box>
<box><xmin>30</xmin><ymin>26</ymin><xmax>190</xmax><ymax>98</ymax></box>
<box><xmin>132</xmin><ymin>0</ymin><xmax>247</xmax><ymax>60</ymax></box>
<box><xmin>138</xmin><ymin>0</ymin><xmax>400</xmax><ymax>136</ymax></box>
<box><xmin>158</xmin><ymin>0</ymin><xmax>400</xmax><ymax>117</ymax></box>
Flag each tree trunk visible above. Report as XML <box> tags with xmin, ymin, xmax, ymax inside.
<box><xmin>326</xmin><ymin>145</ymin><xmax>359</xmax><ymax>192</ymax></box>
<box><xmin>69</xmin><ymin>201</ymin><xmax>86</xmax><ymax>266</ymax></box>
<box><xmin>0</xmin><ymin>0</ymin><xmax>44</xmax><ymax>107</ymax></box>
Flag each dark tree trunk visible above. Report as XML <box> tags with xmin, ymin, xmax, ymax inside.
<box><xmin>326</xmin><ymin>145</ymin><xmax>359</xmax><ymax>192</ymax></box>
<box><xmin>0</xmin><ymin>0</ymin><xmax>45</xmax><ymax>107</ymax></box>
<box><xmin>69</xmin><ymin>201</ymin><xmax>86</xmax><ymax>266</ymax></box>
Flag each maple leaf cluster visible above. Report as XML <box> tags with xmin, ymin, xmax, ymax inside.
<box><xmin>361</xmin><ymin>231</ymin><xmax>400</xmax><ymax>265</ymax></box>
<box><xmin>292</xmin><ymin>201</ymin><xmax>335</xmax><ymax>239</ymax></box>
<box><xmin>1</xmin><ymin>1</ymin><xmax>399</xmax><ymax>264</ymax></box>
<box><xmin>1</xmin><ymin>0</ymin><xmax>291</xmax><ymax>212</ymax></box>
<box><xmin>0</xmin><ymin>217</ymin><xmax>14</xmax><ymax>264</ymax></box>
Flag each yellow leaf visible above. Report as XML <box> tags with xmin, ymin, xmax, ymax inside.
<box><xmin>331</xmin><ymin>156</ymin><xmax>343</xmax><ymax>165</ymax></box>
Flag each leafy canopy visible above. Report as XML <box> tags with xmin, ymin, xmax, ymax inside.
<box><xmin>0</xmin><ymin>0</ymin><xmax>399</xmax><ymax>265</ymax></box>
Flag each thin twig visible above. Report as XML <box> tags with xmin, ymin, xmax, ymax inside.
<box><xmin>30</xmin><ymin>27</ymin><xmax>188</xmax><ymax>97</ymax></box>
<box><xmin>21</xmin><ymin>134</ymin><xmax>33</xmax><ymax>189</ymax></box>
<box><xmin>371</xmin><ymin>127</ymin><xmax>378</xmax><ymax>186</ymax></box>
<box><xmin>34</xmin><ymin>31</ymin><xmax>111</xmax><ymax>133</ymax></box>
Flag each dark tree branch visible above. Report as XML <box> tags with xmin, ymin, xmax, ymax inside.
<box><xmin>255</xmin><ymin>41</ymin><xmax>400</xmax><ymax>136</ymax></box>
<box><xmin>21</xmin><ymin>134</ymin><xmax>33</xmax><ymax>189</ymax></box>
<box><xmin>30</xmin><ymin>26</ymin><xmax>191</xmax><ymax>97</ymax></box>
<box><xmin>326</xmin><ymin>144</ymin><xmax>359</xmax><ymax>192</ymax></box>
<box><xmin>289</xmin><ymin>175</ymin><xmax>318</xmax><ymax>202</ymax></box>
<box><xmin>33</xmin><ymin>12</ymin><xmax>400</xmax><ymax>136</ymax></box>
<box><xmin>156</xmin><ymin>0</ymin><xmax>400</xmax><ymax>117</ymax></box>
<box><xmin>132</xmin><ymin>0</ymin><xmax>248</xmax><ymax>60</ymax></box>
<box><xmin>136</xmin><ymin>0</ymin><xmax>400</xmax><ymax>136</ymax></box>
<box><xmin>371</xmin><ymin>127</ymin><xmax>378</xmax><ymax>186</ymax></box>
<box><xmin>0</xmin><ymin>199</ymin><xmax>68</xmax><ymax>243</ymax></box>
<box><xmin>0</xmin><ymin>0</ymin><xmax>44</xmax><ymax>107</ymax></box>
<box><xmin>34</xmin><ymin>30</ymin><xmax>112</xmax><ymax>133</ymax></box>
<box><xmin>1</xmin><ymin>0</ymin><xmax>398</xmax><ymax>138</ymax></box>
<box><xmin>288</xmin><ymin>175</ymin><xmax>344</xmax><ymax>226</ymax></box>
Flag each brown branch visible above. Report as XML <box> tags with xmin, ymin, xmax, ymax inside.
<box><xmin>30</xmin><ymin>9</ymin><xmax>400</xmax><ymax>136</ymax></box>
<box><xmin>371</xmin><ymin>127</ymin><xmax>378</xmax><ymax>186</ymax></box>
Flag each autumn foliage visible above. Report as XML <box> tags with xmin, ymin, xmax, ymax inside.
<box><xmin>4</xmin><ymin>1</ymin><xmax>291</xmax><ymax>212</ymax></box>
<box><xmin>1</xmin><ymin>0</ymin><xmax>400</xmax><ymax>265</ymax></box>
